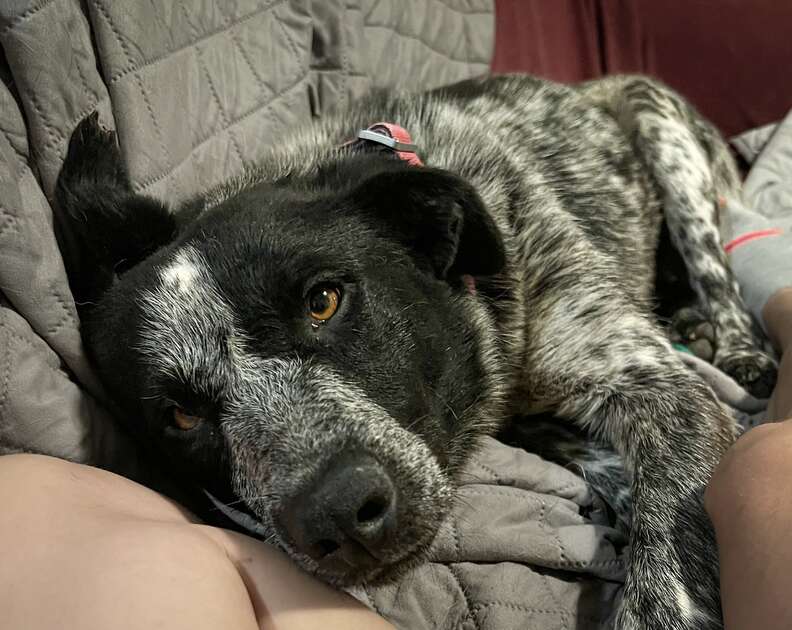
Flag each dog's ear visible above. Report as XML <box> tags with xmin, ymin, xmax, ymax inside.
<box><xmin>54</xmin><ymin>113</ymin><xmax>176</xmax><ymax>306</ymax></box>
<box><xmin>350</xmin><ymin>167</ymin><xmax>506</xmax><ymax>279</ymax></box>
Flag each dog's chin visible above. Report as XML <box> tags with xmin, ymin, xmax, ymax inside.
<box><xmin>203</xmin><ymin>497</ymin><xmax>434</xmax><ymax>586</ymax></box>
<box><xmin>298</xmin><ymin>532</ymin><xmax>440</xmax><ymax>588</ymax></box>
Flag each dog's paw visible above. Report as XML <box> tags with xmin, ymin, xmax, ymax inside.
<box><xmin>59</xmin><ymin>112</ymin><xmax>126</xmax><ymax>190</ymax></box>
<box><xmin>715</xmin><ymin>349</ymin><xmax>777</xmax><ymax>399</ymax></box>
<box><xmin>670</xmin><ymin>306</ymin><xmax>716</xmax><ymax>362</ymax></box>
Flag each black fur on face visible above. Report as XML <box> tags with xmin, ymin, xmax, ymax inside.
<box><xmin>55</xmin><ymin>115</ymin><xmax>508</xmax><ymax>585</ymax></box>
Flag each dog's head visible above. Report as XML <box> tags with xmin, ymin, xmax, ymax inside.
<box><xmin>55</xmin><ymin>115</ymin><xmax>507</xmax><ymax>585</ymax></box>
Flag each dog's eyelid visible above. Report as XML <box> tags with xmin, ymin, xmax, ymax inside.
<box><xmin>300</xmin><ymin>271</ymin><xmax>355</xmax><ymax>301</ymax></box>
<box><xmin>159</xmin><ymin>391</ymin><xmax>221</xmax><ymax>421</ymax></box>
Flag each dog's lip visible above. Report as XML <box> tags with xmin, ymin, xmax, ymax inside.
<box><xmin>204</xmin><ymin>490</ymin><xmax>268</xmax><ymax>536</ymax></box>
<box><xmin>315</xmin><ymin>539</ymin><xmax>381</xmax><ymax>573</ymax></box>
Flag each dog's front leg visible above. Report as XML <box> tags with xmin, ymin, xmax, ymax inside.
<box><xmin>524</xmin><ymin>291</ymin><xmax>737</xmax><ymax>629</ymax></box>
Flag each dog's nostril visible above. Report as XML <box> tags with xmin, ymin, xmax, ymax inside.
<box><xmin>357</xmin><ymin>497</ymin><xmax>387</xmax><ymax>523</ymax></box>
<box><xmin>316</xmin><ymin>538</ymin><xmax>340</xmax><ymax>557</ymax></box>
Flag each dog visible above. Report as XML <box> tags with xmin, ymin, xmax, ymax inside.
<box><xmin>55</xmin><ymin>74</ymin><xmax>776</xmax><ymax>629</ymax></box>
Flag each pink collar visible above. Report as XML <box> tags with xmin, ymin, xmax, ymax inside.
<box><xmin>346</xmin><ymin>122</ymin><xmax>423</xmax><ymax>166</ymax></box>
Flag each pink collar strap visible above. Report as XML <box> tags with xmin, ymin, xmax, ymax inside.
<box><xmin>346</xmin><ymin>122</ymin><xmax>423</xmax><ymax>166</ymax></box>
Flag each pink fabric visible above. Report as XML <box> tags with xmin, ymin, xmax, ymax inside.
<box><xmin>724</xmin><ymin>229</ymin><xmax>783</xmax><ymax>254</ymax></box>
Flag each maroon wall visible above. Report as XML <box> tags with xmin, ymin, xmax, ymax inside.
<box><xmin>493</xmin><ymin>0</ymin><xmax>792</xmax><ymax>137</ymax></box>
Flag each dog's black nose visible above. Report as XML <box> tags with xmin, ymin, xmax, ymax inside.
<box><xmin>281</xmin><ymin>452</ymin><xmax>397</xmax><ymax>570</ymax></box>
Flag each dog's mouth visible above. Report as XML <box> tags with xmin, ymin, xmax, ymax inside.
<box><xmin>207</xmin><ymin>489</ymin><xmax>443</xmax><ymax>586</ymax></box>
<box><xmin>283</xmin><ymin>510</ymin><xmax>445</xmax><ymax>587</ymax></box>
<box><xmin>204</xmin><ymin>490</ymin><xmax>270</xmax><ymax>536</ymax></box>
<box><xmin>205</xmin><ymin>461</ymin><xmax>451</xmax><ymax>588</ymax></box>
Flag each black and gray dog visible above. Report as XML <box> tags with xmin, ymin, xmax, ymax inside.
<box><xmin>55</xmin><ymin>74</ymin><xmax>776</xmax><ymax>629</ymax></box>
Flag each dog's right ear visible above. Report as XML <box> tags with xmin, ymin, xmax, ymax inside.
<box><xmin>54</xmin><ymin>113</ymin><xmax>176</xmax><ymax>307</ymax></box>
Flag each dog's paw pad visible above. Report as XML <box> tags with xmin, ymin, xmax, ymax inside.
<box><xmin>671</xmin><ymin>307</ymin><xmax>716</xmax><ymax>361</ymax></box>
<box><xmin>716</xmin><ymin>351</ymin><xmax>778</xmax><ymax>399</ymax></box>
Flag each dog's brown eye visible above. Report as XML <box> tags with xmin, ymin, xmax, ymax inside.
<box><xmin>308</xmin><ymin>286</ymin><xmax>341</xmax><ymax>322</ymax></box>
<box><xmin>172</xmin><ymin>407</ymin><xmax>202</xmax><ymax>431</ymax></box>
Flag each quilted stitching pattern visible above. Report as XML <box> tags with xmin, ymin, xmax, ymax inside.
<box><xmin>362</xmin><ymin>0</ymin><xmax>492</xmax><ymax>90</ymax></box>
<box><xmin>355</xmin><ymin>438</ymin><xmax>625</xmax><ymax>629</ymax></box>
<box><xmin>85</xmin><ymin>0</ymin><xmax>314</xmax><ymax>203</ymax></box>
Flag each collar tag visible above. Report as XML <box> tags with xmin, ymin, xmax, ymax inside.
<box><xmin>349</xmin><ymin>122</ymin><xmax>423</xmax><ymax>166</ymax></box>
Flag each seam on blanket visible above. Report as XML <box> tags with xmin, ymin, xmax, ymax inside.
<box><xmin>0</xmin><ymin>209</ymin><xmax>19</xmax><ymax>239</ymax></box>
<box><xmin>471</xmin><ymin>600</ymin><xmax>604</xmax><ymax>624</ymax></box>
<box><xmin>272</xmin><ymin>4</ymin><xmax>304</xmax><ymax>84</ymax></box>
<box><xmin>106</xmin><ymin>0</ymin><xmax>284</xmax><ymax>86</ymax></box>
<box><xmin>547</xmin><ymin>498</ymin><xmax>569</xmax><ymax>564</ymax></box>
<box><xmin>178</xmin><ymin>1</ymin><xmax>244</xmax><ymax>168</ymax></box>
<box><xmin>537</xmin><ymin>498</ymin><xmax>572</xmax><ymax>568</ymax></box>
<box><xmin>72</xmin><ymin>39</ymin><xmax>102</xmax><ymax>110</ymax></box>
<box><xmin>45</xmin><ymin>286</ymin><xmax>78</xmax><ymax>336</ymax></box>
<box><xmin>364</xmin><ymin>24</ymin><xmax>486</xmax><ymax>65</ymax></box>
<box><xmin>0</xmin><ymin>321</ymin><xmax>61</xmax><ymax>370</ymax></box>
<box><xmin>0</xmin><ymin>324</ymin><xmax>11</xmax><ymax>419</ymax></box>
<box><xmin>539</xmin><ymin>501</ymin><xmax>569</xmax><ymax>628</ymax></box>
<box><xmin>206</xmin><ymin>0</ymin><xmax>272</xmax><ymax>106</ymax></box>
<box><xmin>0</xmin><ymin>0</ymin><xmax>57</xmax><ymax>37</ymax></box>
<box><xmin>448</xmin><ymin>563</ymin><xmax>478</xmax><ymax>629</ymax></box>
<box><xmin>363</xmin><ymin>0</ymin><xmax>383</xmax><ymax>21</ymax></box>
<box><xmin>195</xmin><ymin>45</ymin><xmax>244</xmax><ymax>167</ymax></box>
<box><xmin>538</xmin><ymin>563</ymin><xmax>570</xmax><ymax>629</ymax></box>
<box><xmin>135</xmin><ymin>70</ymin><xmax>307</xmax><ymax>193</ymax></box>
<box><xmin>314</xmin><ymin>68</ymin><xmax>369</xmax><ymax>78</ymax></box>
<box><xmin>473</xmin><ymin>460</ymin><xmax>501</xmax><ymax>483</ymax></box>
<box><xmin>25</xmin><ymin>86</ymin><xmax>64</xmax><ymax>151</ymax></box>
<box><xmin>0</xmin><ymin>169</ymin><xmax>81</xmax><ymax>338</ymax></box>
<box><xmin>134</xmin><ymin>69</ymin><xmax>182</xmax><ymax>199</ymax></box>
<box><xmin>536</xmin><ymin>497</ymin><xmax>572</xmax><ymax>570</ymax></box>
<box><xmin>40</xmin><ymin>96</ymin><xmax>108</xmax><ymax>154</ymax></box>
<box><xmin>451</xmin><ymin>508</ymin><xmax>462</xmax><ymax>562</ymax></box>
<box><xmin>0</xmin><ymin>321</ymin><xmax>77</xmax><ymax>423</ymax></box>
<box><xmin>91</xmin><ymin>1</ymin><xmax>182</xmax><ymax>201</ymax></box>
<box><xmin>65</xmin><ymin>2</ymin><xmax>103</xmax><ymax>110</ymax></box>
<box><xmin>338</xmin><ymin>6</ymin><xmax>349</xmax><ymax>112</ymax></box>
<box><xmin>548</xmin><ymin>558</ymin><xmax>624</xmax><ymax>569</ymax></box>
<box><xmin>460</xmin><ymin>486</ymin><xmax>562</xmax><ymax>502</ymax></box>
<box><xmin>458</xmin><ymin>490</ymin><xmax>623</xmax><ymax>569</ymax></box>
<box><xmin>0</xmin><ymin>126</ymin><xmax>28</xmax><ymax>167</ymax></box>
<box><xmin>226</xmin><ymin>16</ymin><xmax>271</xmax><ymax>101</ymax></box>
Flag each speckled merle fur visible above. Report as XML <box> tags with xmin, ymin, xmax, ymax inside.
<box><xmin>56</xmin><ymin>74</ymin><xmax>776</xmax><ymax>630</ymax></box>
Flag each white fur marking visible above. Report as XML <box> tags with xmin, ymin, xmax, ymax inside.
<box><xmin>161</xmin><ymin>254</ymin><xmax>199</xmax><ymax>292</ymax></box>
<box><xmin>673</xmin><ymin>579</ymin><xmax>696</xmax><ymax>622</ymax></box>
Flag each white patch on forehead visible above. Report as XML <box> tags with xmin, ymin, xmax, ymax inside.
<box><xmin>160</xmin><ymin>252</ymin><xmax>200</xmax><ymax>292</ymax></box>
<box><xmin>137</xmin><ymin>245</ymin><xmax>243</xmax><ymax>389</ymax></box>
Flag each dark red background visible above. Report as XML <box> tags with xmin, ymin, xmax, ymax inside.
<box><xmin>492</xmin><ymin>0</ymin><xmax>792</xmax><ymax>137</ymax></box>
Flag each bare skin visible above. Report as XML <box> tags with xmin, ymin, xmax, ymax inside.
<box><xmin>0</xmin><ymin>454</ymin><xmax>394</xmax><ymax>630</ymax></box>
<box><xmin>705</xmin><ymin>287</ymin><xmax>792</xmax><ymax>630</ymax></box>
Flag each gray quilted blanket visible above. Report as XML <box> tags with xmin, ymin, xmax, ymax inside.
<box><xmin>0</xmin><ymin>3</ymin><xmax>772</xmax><ymax>629</ymax></box>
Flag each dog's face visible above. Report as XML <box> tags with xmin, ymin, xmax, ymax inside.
<box><xmin>56</xmin><ymin>116</ymin><xmax>507</xmax><ymax>585</ymax></box>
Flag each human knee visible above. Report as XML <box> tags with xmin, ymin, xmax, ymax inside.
<box><xmin>706</xmin><ymin>421</ymin><xmax>792</xmax><ymax>523</ymax></box>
